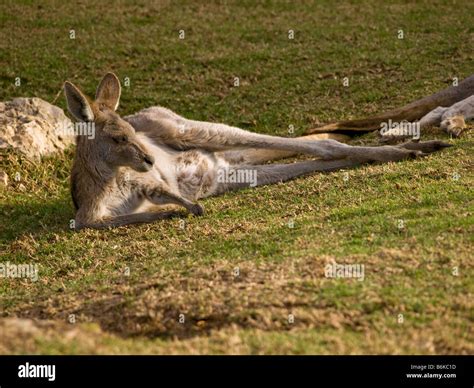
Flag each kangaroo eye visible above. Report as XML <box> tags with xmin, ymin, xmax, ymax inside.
<box><xmin>113</xmin><ymin>136</ymin><xmax>128</xmax><ymax>144</ymax></box>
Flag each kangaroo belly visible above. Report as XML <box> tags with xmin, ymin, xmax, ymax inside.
<box><xmin>175</xmin><ymin>150</ymin><xmax>228</xmax><ymax>200</ymax></box>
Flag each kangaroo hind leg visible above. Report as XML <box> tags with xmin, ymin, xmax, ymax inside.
<box><xmin>208</xmin><ymin>158</ymin><xmax>360</xmax><ymax>197</ymax></box>
<box><xmin>217</xmin><ymin>133</ymin><xmax>351</xmax><ymax>165</ymax></box>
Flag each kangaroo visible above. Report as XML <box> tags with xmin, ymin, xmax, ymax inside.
<box><xmin>64</xmin><ymin>73</ymin><xmax>451</xmax><ymax>230</ymax></box>
<box><xmin>307</xmin><ymin>73</ymin><xmax>474</xmax><ymax>136</ymax></box>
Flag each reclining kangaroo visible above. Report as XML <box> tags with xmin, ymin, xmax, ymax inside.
<box><xmin>64</xmin><ymin>73</ymin><xmax>450</xmax><ymax>230</ymax></box>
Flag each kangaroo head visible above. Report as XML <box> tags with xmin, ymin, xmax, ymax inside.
<box><xmin>64</xmin><ymin>73</ymin><xmax>155</xmax><ymax>173</ymax></box>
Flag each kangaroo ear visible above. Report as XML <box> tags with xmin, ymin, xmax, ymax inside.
<box><xmin>64</xmin><ymin>81</ymin><xmax>94</xmax><ymax>122</ymax></box>
<box><xmin>95</xmin><ymin>73</ymin><xmax>121</xmax><ymax>111</ymax></box>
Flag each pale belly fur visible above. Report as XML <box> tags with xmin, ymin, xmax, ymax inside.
<box><xmin>137</xmin><ymin>133</ymin><xmax>229</xmax><ymax>201</ymax></box>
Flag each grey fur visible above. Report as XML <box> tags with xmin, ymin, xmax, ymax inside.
<box><xmin>64</xmin><ymin>73</ymin><xmax>451</xmax><ymax>230</ymax></box>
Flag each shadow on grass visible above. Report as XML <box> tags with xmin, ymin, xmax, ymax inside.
<box><xmin>0</xmin><ymin>196</ymin><xmax>74</xmax><ymax>245</ymax></box>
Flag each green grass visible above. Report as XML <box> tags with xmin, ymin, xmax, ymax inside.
<box><xmin>0</xmin><ymin>0</ymin><xmax>473</xmax><ymax>354</ymax></box>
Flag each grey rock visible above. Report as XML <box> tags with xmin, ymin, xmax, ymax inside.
<box><xmin>0</xmin><ymin>97</ymin><xmax>75</xmax><ymax>160</ymax></box>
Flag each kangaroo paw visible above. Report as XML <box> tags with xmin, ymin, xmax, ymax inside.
<box><xmin>441</xmin><ymin>116</ymin><xmax>466</xmax><ymax>137</ymax></box>
<box><xmin>189</xmin><ymin>203</ymin><xmax>205</xmax><ymax>216</ymax></box>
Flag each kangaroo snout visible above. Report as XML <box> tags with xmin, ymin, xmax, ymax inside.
<box><xmin>143</xmin><ymin>154</ymin><xmax>155</xmax><ymax>167</ymax></box>
<box><xmin>135</xmin><ymin>147</ymin><xmax>155</xmax><ymax>172</ymax></box>
<box><xmin>132</xmin><ymin>141</ymin><xmax>155</xmax><ymax>172</ymax></box>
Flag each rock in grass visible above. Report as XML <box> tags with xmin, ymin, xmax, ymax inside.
<box><xmin>0</xmin><ymin>98</ymin><xmax>74</xmax><ymax>160</ymax></box>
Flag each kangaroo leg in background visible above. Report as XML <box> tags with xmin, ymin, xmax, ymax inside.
<box><xmin>380</xmin><ymin>94</ymin><xmax>474</xmax><ymax>141</ymax></box>
<box><xmin>439</xmin><ymin>94</ymin><xmax>474</xmax><ymax>137</ymax></box>
<box><xmin>307</xmin><ymin>73</ymin><xmax>474</xmax><ymax>134</ymax></box>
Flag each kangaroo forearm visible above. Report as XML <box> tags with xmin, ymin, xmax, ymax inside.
<box><xmin>145</xmin><ymin>187</ymin><xmax>204</xmax><ymax>216</ymax></box>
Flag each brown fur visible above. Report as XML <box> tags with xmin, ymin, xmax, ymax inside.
<box><xmin>307</xmin><ymin>74</ymin><xmax>474</xmax><ymax>134</ymax></box>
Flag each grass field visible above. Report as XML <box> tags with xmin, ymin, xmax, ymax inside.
<box><xmin>0</xmin><ymin>0</ymin><xmax>473</xmax><ymax>354</ymax></box>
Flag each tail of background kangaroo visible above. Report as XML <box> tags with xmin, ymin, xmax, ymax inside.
<box><xmin>307</xmin><ymin>73</ymin><xmax>474</xmax><ymax>134</ymax></box>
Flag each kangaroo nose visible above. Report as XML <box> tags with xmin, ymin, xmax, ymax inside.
<box><xmin>143</xmin><ymin>154</ymin><xmax>155</xmax><ymax>166</ymax></box>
